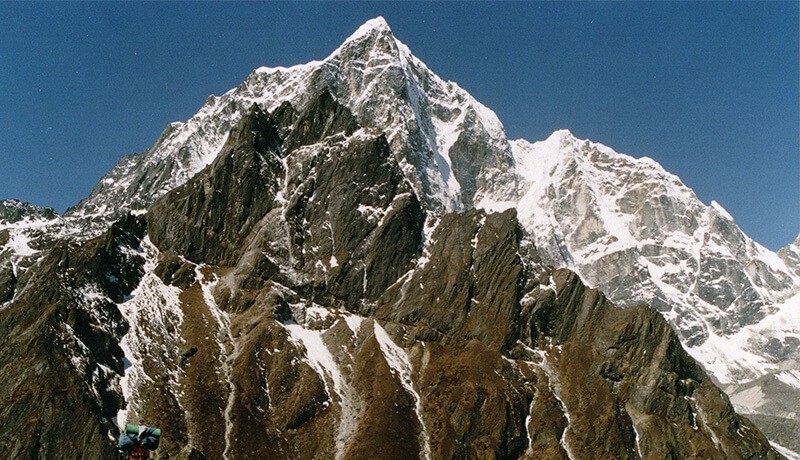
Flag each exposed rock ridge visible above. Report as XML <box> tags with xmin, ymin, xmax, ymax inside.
<box><xmin>0</xmin><ymin>199</ymin><xmax>57</xmax><ymax>224</ymax></box>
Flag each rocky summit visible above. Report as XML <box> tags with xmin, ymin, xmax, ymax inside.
<box><xmin>1</xmin><ymin>17</ymin><xmax>795</xmax><ymax>459</ymax></box>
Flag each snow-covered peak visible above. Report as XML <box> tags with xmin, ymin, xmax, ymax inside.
<box><xmin>338</xmin><ymin>16</ymin><xmax>393</xmax><ymax>47</ymax></box>
<box><xmin>326</xmin><ymin>16</ymin><xmax>399</xmax><ymax>63</ymax></box>
<box><xmin>509</xmin><ymin>129</ymin><xmax>800</xmax><ymax>388</ymax></box>
<box><xmin>544</xmin><ymin>129</ymin><xmax>577</xmax><ymax>146</ymax></box>
<box><xmin>69</xmin><ymin>17</ymin><xmax>516</xmax><ymax>222</ymax></box>
<box><xmin>251</xmin><ymin>18</ymin><xmax>395</xmax><ymax>79</ymax></box>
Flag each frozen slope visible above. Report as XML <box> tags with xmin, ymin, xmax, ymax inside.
<box><xmin>507</xmin><ymin>130</ymin><xmax>799</xmax><ymax>382</ymax></box>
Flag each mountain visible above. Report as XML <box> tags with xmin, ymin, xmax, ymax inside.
<box><xmin>67</xmin><ymin>17</ymin><xmax>516</xmax><ymax>231</ymax></box>
<box><xmin>507</xmin><ymin>130</ymin><xmax>798</xmax><ymax>366</ymax></box>
<box><xmin>0</xmin><ymin>17</ymin><xmax>793</xmax><ymax>459</ymax></box>
<box><xmin>500</xmin><ymin>130</ymin><xmax>800</xmax><ymax>452</ymax></box>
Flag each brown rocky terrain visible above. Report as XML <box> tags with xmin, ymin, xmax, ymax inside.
<box><xmin>0</xmin><ymin>90</ymin><xmax>782</xmax><ymax>459</ymax></box>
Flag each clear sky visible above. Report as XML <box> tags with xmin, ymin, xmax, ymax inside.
<box><xmin>1</xmin><ymin>2</ymin><xmax>797</xmax><ymax>250</ymax></box>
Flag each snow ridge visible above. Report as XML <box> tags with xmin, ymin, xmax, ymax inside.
<box><xmin>283</xmin><ymin>306</ymin><xmax>364</xmax><ymax>460</ymax></box>
<box><xmin>116</xmin><ymin>236</ymin><xmax>185</xmax><ymax>429</ymax></box>
<box><xmin>194</xmin><ymin>266</ymin><xmax>238</xmax><ymax>460</ymax></box>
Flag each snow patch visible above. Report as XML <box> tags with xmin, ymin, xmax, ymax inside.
<box><xmin>5</xmin><ymin>229</ymin><xmax>37</xmax><ymax>256</ymax></box>
<box><xmin>531</xmin><ymin>348</ymin><xmax>576</xmax><ymax>460</ymax></box>
<box><xmin>284</xmin><ymin>323</ymin><xmax>343</xmax><ymax>399</ymax></box>
<box><xmin>771</xmin><ymin>441</ymin><xmax>800</xmax><ymax>460</ymax></box>
<box><xmin>524</xmin><ymin>395</ymin><xmax>536</xmax><ymax>455</ymax></box>
<box><xmin>373</xmin><ymin>321</ymin><xmax>431</xmax><ymax>460</ymax></box>
<box><xmin>116</xmin><ymin>236</ymin><xmax>184</xmax><ymax>428</ymax></box>
<box><xmin>476</xmin><ymin>197</ymin><xmax>516</xmax><ymax>214</ymax></box>
<box><xmin>632</xmin><ymin>423</ymin><xmax>644</xmax><ymax>458</ymax></box>
<box><xmin>775</xmin><ymin>370</ymin><xmax>800</xmax><ymax>389</ymax></box>
<box><xmin>194</xmin><ymin>266</ymin><xmax>239</xmax><ymax>460</ymax></box>
<box><xmin>344</xmin><ymin>315</ymin><xmax>365</xmax><ymax>336</ymax></box>
<box><xmin>283</xmin><ymin>315</ymin><xmax>360</xmax><ymax>460</ymax></box>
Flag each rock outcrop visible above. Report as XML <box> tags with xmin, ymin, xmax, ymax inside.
<box><xmin>0</xmin><ymin>200</ymin><xmax>57</xmax><ymax>224</ymax></box>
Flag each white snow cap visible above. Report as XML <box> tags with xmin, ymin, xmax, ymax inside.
<box><xmin>338</xmin><ymin>16</ymin><xmax>393</xmax><ymax>45</ymax></box>
<box><xmin>547</xmin><ymin>129</ymin><xmax>575</xmax><ymax>141</ymax></box>
<box><xmin>539</xmin><ymin>129</ymin><xmax>578</xmax><ymax>151</ymax></box>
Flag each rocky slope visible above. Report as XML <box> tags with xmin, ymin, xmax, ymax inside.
<box><xmin>1</xmin><ymin>95</ymin><xmax>781</xmax><ymax>459</ymax></box>
<box><xmin>0</xmin><ymin>16</ymin><xmax>794</xmax><ymax>459</ymax></box>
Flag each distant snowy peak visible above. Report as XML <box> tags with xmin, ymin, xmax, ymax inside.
<box><xmin>506</xmin><ymin>129</ymin><xmax>799</xmax><ymax>386</ymax></box>
<box><xmin>510</xmin><ymin>130</ymin><xmax>793</xmax><ymax>283</ymax></box>
<box><xmin>69</xmin><ymin>16</ymin><xmax>515</xmax><ymax>225</ymax></box>
<box><xmin>510</xmin><ymin>131</ymin><xmax>706</xmax><ymax>261</ymax></box>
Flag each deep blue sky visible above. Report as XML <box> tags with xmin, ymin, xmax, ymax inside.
<box><xmin>1</xmin><ymin>2</ymin><xmax>797</xmax><ymax>250</ymax></box>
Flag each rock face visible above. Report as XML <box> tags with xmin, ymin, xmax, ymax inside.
<box><xmin>0</xmin><ymin>17</ymin><xmax>793</xmax><ymax>459</ymax></box>
<box><xmin>0</xmin><ymin>215</ymin><xmax>145</xmax><ymax>458</ymax></box>
<box><xmin>0</xmin><ymin>200</ymin><xmax>57</xmax><ymax>224</ymax></box>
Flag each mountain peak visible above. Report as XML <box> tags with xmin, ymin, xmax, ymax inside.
<box><xmin>342</xmin><ymin>16</ymin><xmax>394</xmax><ymax>45</ymax></box>
<box><xmin>361</xmin><ymin>16</ymin><xmax>391</xmax><ymax>32</ymax></box>
<box><xmin>539</xmin><ymin>129</ymin><xmax>578</xmax><ymax>150</ymax></box>
<box><xmin>547</xmin><ymin>129</ymin><xmax>575</xmax><ymax>142</ymax></box>
<box><xmin>324</xmin><ymin>16</ymin><xmax>400</xmax><ymax>65</ymax></box>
